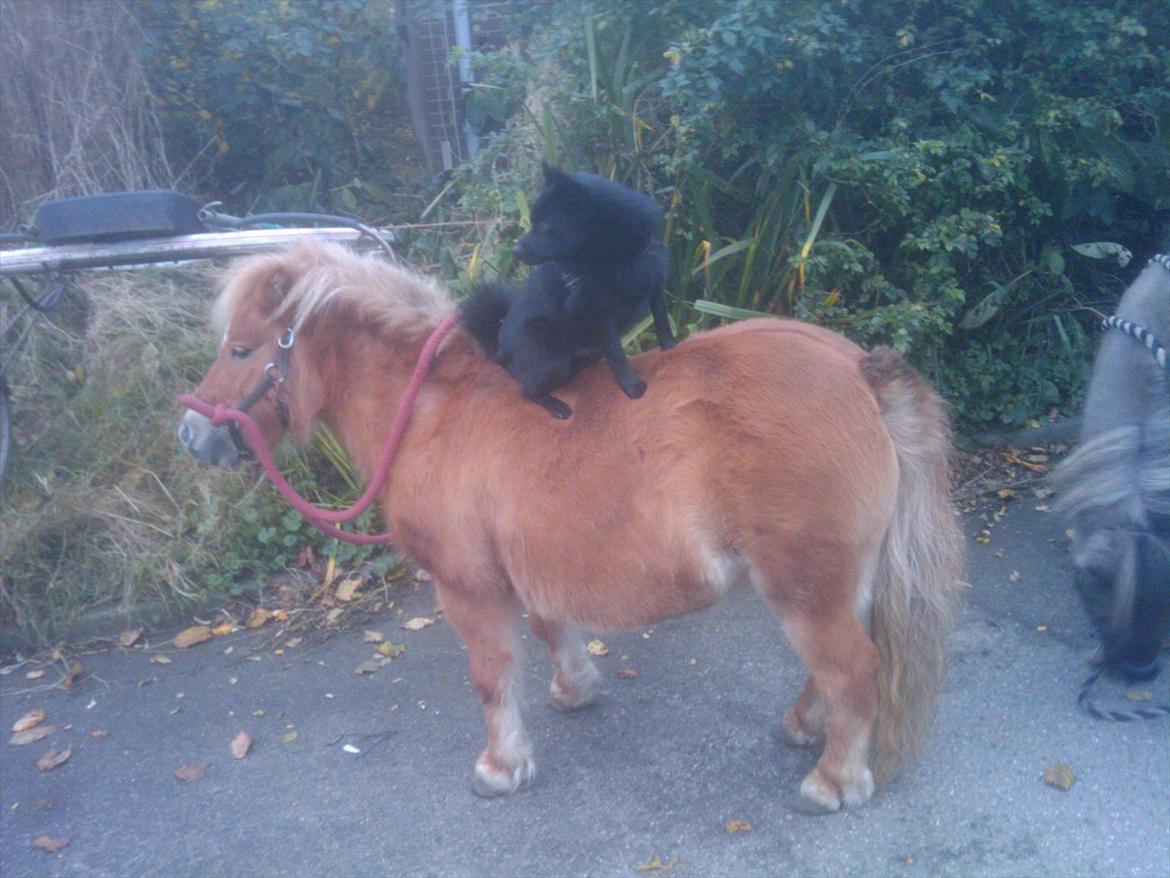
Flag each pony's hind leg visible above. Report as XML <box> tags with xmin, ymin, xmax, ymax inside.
<box><xmin>783</xmin><ymin>675</ymin><xmax>829</xmax><ymax>747</ymax></box>
<box><xmin>439</xmin><ymin>584</ymin><xmax>535</xmax><ymax>797</ymax></box>
<box><xmin>782</xmin><ymin>611</ymin><xmax>879</xmax><ymax>812</ymax></box>
<box><xmin>529</xmin><ymin>614</ymin><xmax>602</xmax><ymax>709</ymax></box>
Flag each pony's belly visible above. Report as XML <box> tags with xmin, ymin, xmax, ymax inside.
<box><xmin>517</xmin><ymin>546</ymin><xmax>747</xmax><ymax>631</ymax></box>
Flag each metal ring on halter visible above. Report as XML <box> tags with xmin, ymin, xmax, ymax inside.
<box><xmin>277</xmin><ymin>328</ymin><xmax>295</xmax><ymax>350</ymax></box>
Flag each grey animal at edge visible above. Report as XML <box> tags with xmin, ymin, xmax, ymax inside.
<box><xmin>1052</xmin><ymin>254</ymin><xmax>1170</xmax><ymax>683</ymax></box>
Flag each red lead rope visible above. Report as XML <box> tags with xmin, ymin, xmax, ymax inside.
<box><xmin>179</xmin><ymin>314</ymin><xmax>457</xmax><ymax>545</ymax></box>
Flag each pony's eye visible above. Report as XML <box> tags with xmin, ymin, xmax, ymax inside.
<box><xmin>230</xmin><ymin>345</ymin><xmax>251</xmax><ymax>360</ymax></box>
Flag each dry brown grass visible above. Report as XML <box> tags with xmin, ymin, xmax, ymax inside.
<box><xmin>0</xmin><ymin>0</ymin><xmax>171</xmax><ymax>224</ymax></box>
<box><xmin>0</xmin><ymin>263</ymin><xmax>257</xmax><ymax>643</ymax></box>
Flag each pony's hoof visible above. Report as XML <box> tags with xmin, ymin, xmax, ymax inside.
<box><xmin>842</xmin><ymin>768</ymin><xmax>875</xmax><ymax>807</ymax></box>
<box><xmin>781</xmin><ymin>710</ymin><xmax>821</xmax><ymax>747</ymax></box>
<box><xmin>550</xmin><ymin>662</ymin><xmax>601</xmax><ymax>710</ymax></box>
<box><xmin>796</xmin><ymin>769</ymin><xmax>841</xmax><ymax>814</ymax></box>
<box><xmin>787</xmin><ymin>792</ymin><xmax>840</xmax><ymax>816</ymax></box>
<box><xmin>471</xmin><ymin>755</ymin><xmax>535</xmax><ymax>798</ymax></box>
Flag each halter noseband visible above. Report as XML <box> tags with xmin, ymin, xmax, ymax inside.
<box><xmin>228</xmin><ymin>328</ymin><xmax>294</xmax><ymax>455</ymax></box>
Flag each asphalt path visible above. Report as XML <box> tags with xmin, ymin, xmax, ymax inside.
<box><xmin>2</xmin><ymin>501</ymin><xmax>1168</xmax><ymax>877</ymax></box>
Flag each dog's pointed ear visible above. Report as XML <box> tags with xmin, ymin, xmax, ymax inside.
<box><xmin>541</xmin><ymin>163</ymin><xmax>571</xmax><ymax>187</ymax></box>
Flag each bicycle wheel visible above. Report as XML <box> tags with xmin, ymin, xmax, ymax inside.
<box><xmin>0</xmin><ymin>378</ymin><xmax>10</xmax><ymax>490</ymax></box>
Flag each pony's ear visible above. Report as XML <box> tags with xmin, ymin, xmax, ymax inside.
<box><xmin>262</xmin><ymin>267</ymin><xmax>293</xmax><ymax>314</ymax></box>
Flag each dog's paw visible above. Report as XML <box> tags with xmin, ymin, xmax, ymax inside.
<box><xmin>540</xmin><ymin>396</ymin><xmax>573</xmax><ymax>419</ymax></box>
<box><xmin>622</xmin><ymin>378</ymin><xmax>647</xmax><ymax>399</ymax></box>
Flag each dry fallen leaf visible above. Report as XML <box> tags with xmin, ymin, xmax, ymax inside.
<box><xmin>1125</xmin><ymin>689</ymin><xmax>1154</xmax><ymax>702</ymax></box>
<box><xmin>149</xmin><ymin>655</ymin><xmax>172</xmax><ymax>665</ymax></box>
<box><xmin>118</xmin><ymin>629</ymin><xmax>142</xmax><ymax>648</ymax></box>
<box><xmin>363</xmin><ymin>630</ymin><xmax>384</xmax><ymax>643</ymax></box>
<box><xmin>10</xmin><ymin>725</ymin><xmax>56</xmax><ymax>746</ymax></box>
<box><xmin>35</xmin><ymin>747</ymin><xmax>71</xmax><ymax>772</ymax></box>
<box><xmin>230</xmin><ymin>731</ymin><xmax>252</xmax><ymax>759</ymax></box>
<box><xmin>12</xmin><ymin>708</ymin><xmax>45</xmax><ymax>733</ymax></box>
<box><xmin>402</xmin><ymin>616</ymin><xmax>435</xmax><ymax>631</ymax></box>
<box><xmin>280</xmin><ymin>731</ymin><xmax>299</xmax><ymax>744</ymax></box>
<box><xmin>617</xmin><ymin>668</ymin><xmax>638</xmax><ymax>679</ymax></box>
<box><xmin>89</xmin><ymin>729</ymin><xmax>109</xmax><ymax>740</ymax></box>
<box><xmin>212</xmin><ymin>623</ymin><xmax>234</xmax><ymax>637</ymax></box>
<box><xmin>1043</xmin><ymin>763</ymin><xmax>1075</xmax><ymax>791</ymax></box>
<box><xmin>173</xmin><ymin>626</ymin><xmax>213</xmax><ymax>649</ymax></box>
<box><xmin>354</xmin><ymin>660</ymin><xmax>381</xmax><ymax>675</ymax></box>
<box><xmin>25</xmin><ymin>669</ymin><xmax>46</xmax><ymax>680</ymax></box>
<box><xmin>246</xmin><ymin>608</ymin><xmax>272</xmax><ymax>629</ymax></box>
<box><xmin>587</xmin><ymin>639</ymin><xmax>609</xmax><ymax>656</ymax></box>
<box><xmin>376</xmin><ymin>642</ymin><xmax>406</xmax><ymax>659</ymax></box>
<box><xmin>334</xmin><ymin>577</ymin><xmax>363</xmax><ymax>602</ymax></box>
<box><xmin>635</xmin><ymin>856</ymin><xmax>679</xmax><ymax>873</ymax></box>
<box><xmin>174</xmin><ymin>760</ymin><xmax>208</xmax><ymax>782</ymax></box>
<box><xmin>324</xmin><ymin>608</ymin><xmax>343</xmax><ymax>625</ymax></box>
<box><xmin>61</xmin><ymin>661</ymin><xmax>82</xmax><ymax>689</ymax></box>
<box><xmin>31</xmin><ymin>835</ymin><xmax>70</xmax><ymax>853</ymax></box>
<box><xmin>724</xmin><ymin>820</ymin><xmax>753</xmax><ymax>834</ymax></box>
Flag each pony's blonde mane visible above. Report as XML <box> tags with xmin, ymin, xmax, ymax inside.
<box><xmin>213</xmin><ymin>241</ymin><xmax>455</xmax><ymax>337</ymax></box>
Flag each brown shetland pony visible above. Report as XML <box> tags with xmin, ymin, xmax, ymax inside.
<box><xmin>179</xmin><ymin>242</ymin><xmax>964</xmax><ymax>812</ymax></box>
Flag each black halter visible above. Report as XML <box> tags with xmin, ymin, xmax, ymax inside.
<box><xmin>228</xmin><ymin>328</ymin><xmax>294</xmax><ymax>456</ymax></box>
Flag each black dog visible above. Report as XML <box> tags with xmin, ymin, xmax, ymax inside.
<box><xmin>461</xmin><ymin>166</ymin><xmax>676</xmax><ymax>419</ymax></box>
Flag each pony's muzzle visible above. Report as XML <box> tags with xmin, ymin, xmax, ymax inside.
<box><xmin>178</xmin><ymin>409</ymin><xmax>241</xmax><ymax>468</ymax></box>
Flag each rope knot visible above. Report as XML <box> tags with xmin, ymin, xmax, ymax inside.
<box><xmin>211</xmin><ymin>404</ymin><xmax>231</xmax><ymax>427</ymax></box>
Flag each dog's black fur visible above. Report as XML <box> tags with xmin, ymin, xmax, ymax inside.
<box><xmin>460</xmin><ymin>166</ymin><xmax>676</xmax><ymax>419</ymax></box>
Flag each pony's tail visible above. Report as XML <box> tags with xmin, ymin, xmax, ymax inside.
<box><xmin>459</xmin><ymin>283</ymin><xmax>515</xmax><ymax>359</ymax></box>
<box><xmin>861</xmin><ymin>347</ymin><xmax>965</xmax><ymax>780</ymax></box>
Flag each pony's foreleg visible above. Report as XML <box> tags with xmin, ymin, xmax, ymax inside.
<box><xmin>529</xmin><ymin>614</ymin><xmax>602</xmax><ymax>709</ymax></box>
<box><xmin>783</xmin><ymin>676</ymin><xmax>829</xmax><ymax>746</ymax></box>
<box><xmin>439</xmin><ymin>585</ymin><xmax>535</xmax><ymax>797</ymax></box>
<box><xmin>783</xmin><ymin>612</ymin><xmax>879</xmax><ymax>812</ymax></box>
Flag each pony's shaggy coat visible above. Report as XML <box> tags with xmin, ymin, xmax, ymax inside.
<box><xmin>182</xmin><ymin>242</ymin><xmax>965</xmax><ymax>811</ymax></box>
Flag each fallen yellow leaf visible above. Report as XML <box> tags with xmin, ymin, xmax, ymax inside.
<box><xmin>212</xmin><ymin>623</ymin><xmax>234</xmax><ymax>637</ymax></box>
<box><xmin>724</xmin><ymin>820</ymin><xmax>753</xmax><ymax>834</ymax></box>
<box><xmin>334</xmin><ymin>577</ymin><xmax>362</xmax><ymax>602</ymax></box>
<box><xmin>402</xmin><ymin>616</ymin><xmax>435</xmax><ymax>631</ymax></box>
<box><xmin>12</xmin><ymin>708</ymin><xmax>45</xmax><ymax>733</ymax></box>
<box><xmin>1043</xmin><ymin>763</ymin><xmax>1075</xmax><ymax>791</ymax></box>
<box><xmin>173</xmin><ymin>626</ymin><xmax>213</xmax><ymax>649</ymax></box>
<box><xmin>635</xmin><ymin>856</ymin><xmax>679</xmax><ymax>872</ymax></box>
<box><xmin>587</xmin><ymin>639</ymin><xmax>609</xmax><ymax>656</ymax></box>
<box><xmin>149</xmin><ymin>655</ymin><xmax>172</xmax><ymax>665</ymax></box>
<box><xmin>376</xmin><ymin>642</ymin><xmax>406</xmax><ymax>659</ymax></box>
<box><xmin>363</xmin><ymin>630</ymin><xmax>385</xmax><ymax>643</ymax></box>
<box><xmin>246</xmin><ymin>608</ymin><xmax>272</xmax><ymax>629</ymax></box>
